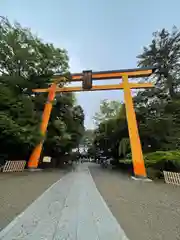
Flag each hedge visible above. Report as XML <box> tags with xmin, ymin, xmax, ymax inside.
<box><xmin>119</xmin><ymin>150</ymin><xmax>180</xmax><ymax>179</ymax></box>
<box><xmin>144</xmin><ymin>151</ymin><xmax>180</xmax><ymax>172</ymax></box>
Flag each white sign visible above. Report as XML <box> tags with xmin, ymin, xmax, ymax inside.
<box><xmin>43</xmin><ymin>156</ymin><xmax>51</xmax><ymax>163</ymax></box>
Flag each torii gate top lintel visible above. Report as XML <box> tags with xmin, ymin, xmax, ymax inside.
<box><xmin>52</xmin><ymin>66</ymin><xmax>156</xmax><ymax>81</ymax></box>
<box><xmin>33</xmin><ymin>66</ymin><xmax>156</xmax><ymax>93</ymax></box>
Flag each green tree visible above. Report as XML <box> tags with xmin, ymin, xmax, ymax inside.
<box><xmin>137</xmin><ymin>26</ymin><xmax>180</xmax><ymax>99</ymax></box>
<box><xmin>92</xmin><ymin>27</ymin><xmax>180</xmax><ymax>172</ymax></box>
<box><xmin>80</xmin><ymin>129</ymin><xmax>94</xmax><ymax>149</ymax></box>
<box><xmin>0</xmin><ymin>17</ymin><xmax>84</xmax><ymax>166</ymax></box>
<box><xmin>93</xmin><ymin>100</ymin><xmax>128</xmax><ymax>160</ymax></box>
<box><xmin>136</xmin><ymin>26</ymin><xmax>180</xmax><ymax>152</ymax></box>
<box><xmin>94</xmin><ymin>99</ymin><xmax>122</xmax><ymax>125</ymax></box>
<box><xmin>118</xmin><ymin>138</ymin><xmax>130</xmax><ymax>157</ymax></box>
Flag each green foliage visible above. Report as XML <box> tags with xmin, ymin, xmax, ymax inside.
<box><xmin>94</xmin><ymin>100</ymin><xmax>122</xmax><ymax>125</ymax></box>
<box><xmin>92</xmin><ymin>100</ymin><xmax>127</xmax><ymax>160</ymax></box>
<box><xmin>80</xmin><ymin>129</ymin><xmax>94</xmax><ymax>150</ymax></box>
<box><xmin>137</xmin><ymin>27</ymin><xmax>180</xmax><ymax>99</ymax></box>
<box><xmin>0</xmin><ymin>17</ymin><xmax>84</xmax><ymax>166</ymax></box>
<box><xmin>118</xmin><ymin>138</ymin><xmax>130</xmax><ymax>157</ymax></box>
<box><xmin>118</xmin><ymin>150</ymin><xmax>180</xmax><ymax>179</ymax></box>
<box><xmin>92</xmin><ymin>26</ymin><xmax>180</xmax><ymax>174</ymax></box>
<box><xmin>145</xmin><ymin>151</ymin><xmax>180</xmax><ymax>170</ymax></box>
<box><xmin>94</xmin><ymin>113</ymin><xmax>128</xmax><ymax>160</ymax></box>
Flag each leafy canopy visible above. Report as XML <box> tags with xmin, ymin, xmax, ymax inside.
<box><xmin>0</xmin><ymin>17</ymin><xmax>85</xmax><ymax>165</ymax></box>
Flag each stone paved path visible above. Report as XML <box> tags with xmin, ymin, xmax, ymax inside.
<box><xmin>0</xmin><ymin>164</ymin><xmax>128</xmax><ymax>240</ymax></box>
<box><xmin>89</xmin><ymin>165</ymin><xmax>180</xmax><ymax>240</ymax></box>
<box><xmin>0</xmin><ymin>169</ymin><xmax>66</xmax><ymax>231</ymax></box>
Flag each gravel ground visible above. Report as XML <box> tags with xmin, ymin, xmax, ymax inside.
<box><xmin>0</xmin><ymin>169</ymin><xmax>67</xmax><ymax>230</ymax></box>
<box><xmin>89</xmin><ymin>164</ymin><xmax>180</xmax><ymax>240</ymax></box>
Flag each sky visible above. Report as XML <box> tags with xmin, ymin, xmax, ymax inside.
<box><xmin>1</xmin><ymin>0</ymin><xmax>180</xmax><ymax>129</ymax></box>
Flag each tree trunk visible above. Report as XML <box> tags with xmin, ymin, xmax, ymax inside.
<box><xmin>167</xmin><ymin>75</ymin><xmax>175</xmax><ymax>99</ymax></box>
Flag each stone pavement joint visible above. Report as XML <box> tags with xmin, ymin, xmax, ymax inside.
<box><xmin>0</xmin><ymin>164</ymin><xmax>129</xmax><ymax>240</ymax></box>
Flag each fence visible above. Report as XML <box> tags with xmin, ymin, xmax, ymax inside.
<box><xmin>163</xmin><ymin>171</ymin><xmax>180</xmax><ymax>186</ymax></box>
<box><xmin>1</xmin><ymin>161</ymin><xmax>26</xmax><ymax>173</ymax></box>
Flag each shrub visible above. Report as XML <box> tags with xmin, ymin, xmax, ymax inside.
<box><xmin>118</xmin><ymin>151</ymin><xmax>180</xmax><ymax>179</ymax></box>
<box><xmin>126</xmin><ymin>153</ymin><xmax>132</xmax><ymax>159</ymax></box>
<box><xmin>144</xmin><ymin>150</ymin><xmax>180</xmax><ymax>172</ymax></box>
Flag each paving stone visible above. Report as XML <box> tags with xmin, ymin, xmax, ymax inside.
<box><xmin>0</xmin><ymin>164</ymin><xmax>128</xmax><ymax>240</ymax></box>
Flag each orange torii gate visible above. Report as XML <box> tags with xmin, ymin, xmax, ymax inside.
<box><xmin>28</xmin><ymin>67</ymin><xmax>156</xmax><ymax>178</ymax></box>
